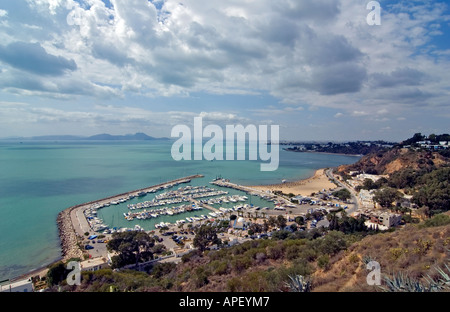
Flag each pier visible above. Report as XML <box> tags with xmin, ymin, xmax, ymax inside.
<box><xmin>57</xmin><ymin>175</ymin><xmax>204</xmax><ymax>261</ymax></box>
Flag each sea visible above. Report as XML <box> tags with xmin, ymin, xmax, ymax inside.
<box><xmin>0</xmin><ymin>140</ymin><xmax>360</xmax><ymax>280</ymax></box>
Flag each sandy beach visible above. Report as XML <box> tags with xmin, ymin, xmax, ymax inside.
<box><xmin>249</xmin><ymin>168</ymin><xmax>336</xmax><ymax>197</ymax></box>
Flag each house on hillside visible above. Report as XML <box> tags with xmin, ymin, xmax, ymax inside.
<box><xmin>362</xmin><ymin>210</ymin><xmax>402</xmax><ymax>230</ymax></box>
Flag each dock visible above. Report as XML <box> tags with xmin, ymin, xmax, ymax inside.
<box><xmin>57</xmin><ymin>174</ymin><xmax>204</xmax><ymax>261</ymax></box>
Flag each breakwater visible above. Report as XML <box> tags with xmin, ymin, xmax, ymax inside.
<box><xmin>56</xmin><ymin>175</ymin><xmax>204</xmax><ymax>261</ymax></box>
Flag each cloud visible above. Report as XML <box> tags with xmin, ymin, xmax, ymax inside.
<box><xmin>370</xmin><ymin>67</ymin><xmax>428</xmax><ymax>88</ymax></box>
<box><xmin>0</xmin><ymin>41</ymin><xmax>77</xmax><ymax>76</ymax></box>
<box><xmin>311</xmin><ymin>62</ymin><xmax>368</xmax><ymax>95</ymax></box>
<box><xmin>0</xmin><ymin>0</ymin><xmax>450</xmax><ymax>139</ymax></box>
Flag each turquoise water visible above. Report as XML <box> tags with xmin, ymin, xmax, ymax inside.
<box><xmin>0</xmin><ymin>140</ymin><xmax>360</xmax><ymax>280</ymax></box>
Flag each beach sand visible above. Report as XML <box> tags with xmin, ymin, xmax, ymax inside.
<box><xmin>249</xmin><ymin>168</ymin><xmax>336</xmax><ymax>197</ymax></box>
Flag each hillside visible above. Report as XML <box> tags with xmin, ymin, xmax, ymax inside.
<box><xmin>313</xmin><ymin>214</ymin><xmax>450</xmax><ymax>292</ymax></box>
<box><xmin>337</xmin><ymin>147</ymin><xmax>448</xmax><ymax>175</ymax></box>
<box><xmin>44</xmin><ymin>213</ymin><xmax>450</xmax><ymax>293</ymax></box>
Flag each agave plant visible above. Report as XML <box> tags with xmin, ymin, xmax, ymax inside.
<box><xmin>284</xmin><ymin>274</ymin><xmax>312</xmax><ymax>292</ymax></box>
<box><xmin>424</xmin><ymin>262</ymin><xmax>450</xmax><ymax>291</ymax></box>
<box><xmin>380</xmin><ymin>271</ymin><xmax>434</xmax><ymax>292</ymax></box>
<box><xmin>362</xmin><ymin>255</ymin><xmax>377</xmax><ymax>265</ymax></box>
<box><xmin>380</xmin><ymin>255</ymin><xmax>450</xmax><ymax>292</ymax></box>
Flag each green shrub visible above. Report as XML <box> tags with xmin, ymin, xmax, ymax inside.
<box><xmin>419</xmin><ymin>214</ymin><xmax>450</xmax><ymax>228</ymax></box>
<box><xmin>317</xmin><ymin>255</ymin><xmax>330</xmax><ymax>270</ymax></box>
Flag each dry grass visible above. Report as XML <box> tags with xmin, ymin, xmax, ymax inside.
<box><xmin>312</xmin><ymin>223</ymin><xmax>449</xmax><ymax>292</ymax></box>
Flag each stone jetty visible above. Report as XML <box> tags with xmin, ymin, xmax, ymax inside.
<box><xmin>56</xmin><ymin>175</ymin><xmax>204</xmax><ymax>261</ymax></box>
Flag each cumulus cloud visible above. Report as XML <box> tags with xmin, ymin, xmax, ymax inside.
<box><xmin>0</xmin><ymin>41</ymin><xmax>77</xmax><ymax>76</ymax></box>
<box><xmin>0</xmin><ymin>0</ymin><xmax>449</xmax><ymax>136</ymax></box>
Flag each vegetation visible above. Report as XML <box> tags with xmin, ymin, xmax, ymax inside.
<box><xmin>284</xmin><ymin>141</ymin><xmax>392</xmax><ymax>155</ymax></box>
<box><xmin>193</xmin><ymin>225</ymin><xmax>221</xmax><ymax>251</ymax></box>
<box><xmin>313</xmin><ymin>213</ymin><xmax>450</xmax><ymax>292</ymax></box>
<box><xmin>106</xmin><ymin>231</ymin><xmax>156</xmax><ymax>269</ymax></box>
<box><xmin>380</xmin><ymin>255</ymin><xmax>450</xmax><ymax>292</ymax></box>
<box><xmin>46</xmin><ymin>261</ymin><xmax>71</xmax><ymax>287</ymax></box>
<box><xmin>332</xmin><ymin>188</ymin><xmax>351</xmax><ymax>201</ymax></box>
<box><xmin>373</xmin><ymin>187</ymin><xmax>403</xmax><ymax>208</ymax></box>
<box><xmin>419</xmin><ymin>213</ymin><xmax>450</xmax><ymax>228</ymax></box>
<box><xmin>328</xmin><ymin>212</ymin><xmax>369</xmax><ymax>234</ymax></box>
<box><xmin>412</xmin><ymin>167</ymin><xmax>450</xmax><ymax>216</ymax></box>
<box><xmin>284</xmin><ymin>275</ymin><xmax>312</xmax><ymax>292</ymax></box>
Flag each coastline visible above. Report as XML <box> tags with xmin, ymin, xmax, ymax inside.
<box><xmin>283</xmin><ymin>149</ymin><xmax>363</xmax><ymax>157</ymax></box>
<box><xmin>12</xmin><ymin>175</ymin><xmax>205</xmax><ymax>282</ymax></box>
<box><xmin>249</xmin><ymin>168</ymin><xmax>336</xmax><ymax>197</ymax></box>
<box><xmin>11</xmin><ymin>169</ymin><xmax>338</xmax><ymax>282</ymax></box>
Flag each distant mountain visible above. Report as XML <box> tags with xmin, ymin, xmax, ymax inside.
<box><xmin>4</xmin><ymin>133</ymin><xmax>169</xmax><ymax>141</ymax></box>
<box><xmin>87</xmin><ymin>133</ymin><xmax>168</xmax><ymax>141</ymax></box>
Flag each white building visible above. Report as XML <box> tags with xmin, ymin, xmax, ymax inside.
<box><xmin>233</xmin><ymin>217</ymin><xmax>247</xmax><ymax>229</ymax></box>
<box><xmin>0</xmin><ymin>278</ymin><xmax>34</xmax><ymax>292</ymax></box>
<box><xmin>362</xmin><ymin>210</ymin><xmax>402</xmax><ymax>229</ymax></box>
<box><xmin>359</xmin><ymin>189</ymin><xmax>375</xmax><ymax>208</ymax></box>
<box><xmin>356</xmin><ymin>173</ymin><xmax>383</xmax><ymax>182</ymax></box>
<box><xmin>80</xmin><ymin>257</ymin><xmax>109</xmax><ymax>272</ymax></box>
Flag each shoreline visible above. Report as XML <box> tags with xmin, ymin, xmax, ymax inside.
<box><xmin>12</xmin><ymin>169</ymin><xmax>336</xmax><ymax>282</ymax></box>
<box><xmin>248</xmin><ymin>168</ymin><xmax>337</xmax><ymax>197</ymax></box>
<box><xmin>12</xmin><ymin>174</ymin><xmax>204</xmax><ymax>282</ymax></box>
<box><xmin>283</xmin><ymin>149</ymin><xmax>363</xmax><ymax>157</ymax></box>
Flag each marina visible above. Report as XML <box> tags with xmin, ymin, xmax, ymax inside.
<box><xmin>57</xmin><ymin>175</ymin><xmax>203</xmax><ymax>260</ymax></box>
<box><xmin>69</xmin><ymin>175</ymin><xmax>287</xmax><ymax>240</ymax></box>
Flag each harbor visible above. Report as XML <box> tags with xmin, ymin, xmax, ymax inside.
<box><xmin>57</xmin><ymin>172</ymin><xmax>346</xmax><ymax>265</ymax></box>
<box><xmin>57</xmin><ymin>175</ymin><xmax>204</xmax><ymax>261</ymax></box>
<box><xmin>57</xmin><ymin>174</ymin><xmax>291</xmax><ymax>261</ymax></box>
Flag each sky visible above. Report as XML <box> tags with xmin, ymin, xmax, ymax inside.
<box><xmin>0</xmin><ymin>0</ymin><xmax>449</xmax><ymax>141</ymax></box>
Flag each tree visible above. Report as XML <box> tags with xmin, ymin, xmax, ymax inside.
<box><xmin>193</xmin><ymin>225</ymin><xmax>220</xmax><ymax>252</ymax></box>
<box><xmin>46</xmin><ymin>261</ymin><xmax>70</xmax><ymax>287</ymax></box>
<box><xmin>373</xmin><ymin>187</ymin><xmax>402</xmax><ymax>208</ymax></box>
<box><xmin>332</xmin><ymin>188</ymin><xmax>351</xmax><ymax>201</ymax></box>
<box><xmin>276</xmin><ymin>215</ymin><xmax>287</xmax><ymax>229</ymax></box>
<box><xmin>107</xmin><ymin>231</ymin><xmax>156</xmax><ymax>269</ymax></box>
<box><xmin>327</xmin><ymin>213</ymin><xmax>339</xmax><ymax>231</ymax></box>
<box><xmin>295</xmin><ymin>216</ymin><xmax>305</xmax><ymax>226</ymax></box>
<box><xmin>268</xmin><ymin>216</ymin><xmax>277</xmax><ymax>228</ymax></box>
<box><xmin>262</xmin><ymin>219</ymin><xmax>269</xmax><ymax>232</ymax></box>
<box><xmin>362</xmin><ymin>178</ymin><xmax>377</xmax><ymax>190</ymax></box>
<box><xmin>248</xmin><ymin>223</ymin><xmax>263</xmax><ymax>234</ymax></box>
<box><xmin>412</xmin><ymin>167</ymin><xmax>450</xmax><ymax>216</ymax></box>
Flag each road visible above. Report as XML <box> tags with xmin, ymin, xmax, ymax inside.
<box><xmin>325</xmin><ymin>168</ymin><xmax>359</xmax><ymax>215</ymax></box>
